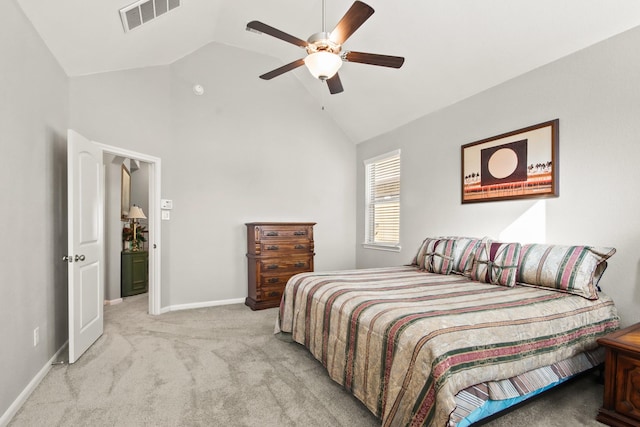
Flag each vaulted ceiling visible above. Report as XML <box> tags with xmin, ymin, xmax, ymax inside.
<box><xmin>16</xmin><ymin>0</ymin><xmax>640</xmax><ymax>143</ymax></box>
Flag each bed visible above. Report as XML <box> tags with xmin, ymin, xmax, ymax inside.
<box><xmin>275</xmin><ymin>237</ymin><xmax>620</xmax><ymax>426</ymax></box>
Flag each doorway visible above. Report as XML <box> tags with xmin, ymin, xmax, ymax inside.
<box><xmin>98</xmin><ymin>142</ymin><xmax>162</xmax><ymax>315</ymax></box>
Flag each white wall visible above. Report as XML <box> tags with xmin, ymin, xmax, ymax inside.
<box><xmin>0</xmin><ymin>0</ymin><xmax>69</xmax><ymax>420</ymax></box>
<box><xmin>356</xmin><ymin>26</ymin><xmax>640</xmax><ymax>327</ymax></box>
<box><xmin>70</xmin><ymin>42</ymin><xmax>357</xmax><ymax>309</ymax></box>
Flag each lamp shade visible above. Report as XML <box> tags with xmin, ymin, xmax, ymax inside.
<box><xmin>304</xmin><ymin>51</ymin><xmax>342</xmax><ymax>80</ymax></box>
<box><xmin>127</xmin><ymin>205</ymin><xmax>146</xmax><ymax>219</ymax></box>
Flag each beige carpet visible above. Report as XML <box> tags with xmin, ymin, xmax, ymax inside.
<box><xmin>9</xmin><ymin>294</ymin><xmax>607</xmax><ymax>426</ymax></box>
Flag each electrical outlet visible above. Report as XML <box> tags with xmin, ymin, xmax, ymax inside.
<box><xmin>33</xmin><ymin>327</ymin><xmax>40</xmax><ymax>347</ymax></box>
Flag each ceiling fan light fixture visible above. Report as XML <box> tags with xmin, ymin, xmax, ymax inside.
<box><xmin>247</xmin><ymin>1</ymin><xmax>404</xmax><ymax>94</ymax></box>
<box><xmin>304</xmin><ymin>51</ymin><xmax>343</xmax><ymax>80</ymax></box>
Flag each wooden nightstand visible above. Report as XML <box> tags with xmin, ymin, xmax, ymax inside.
<box><xmin>597</xmin><ymin>322</ymin><xmax>640</xmax><ymax>427</ymax></box>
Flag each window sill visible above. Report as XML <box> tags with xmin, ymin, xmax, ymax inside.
<box><xmin>362</xmin><ymin>243</ymin><xmax>401</xmax><ymax>252</ymax></box>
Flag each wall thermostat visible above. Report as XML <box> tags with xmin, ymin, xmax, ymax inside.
<box><xmin>161</xmin><ymin>199</ymin><xmax>173</xmax><ymax>209</ymax></box>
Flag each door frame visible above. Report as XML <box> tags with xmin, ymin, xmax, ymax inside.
<box><xmin>97</xmin><ymin>142</ymin><xmax>162</xmax><ymax>315</ymax></box>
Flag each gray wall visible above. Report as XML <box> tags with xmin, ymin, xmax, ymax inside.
<box><xmin>0</xmin><ymin>0</ymin><xmax>69</xmax><ymax>419</ymax></box>
<box><xmin>356</xmin><ymin>26</ymin><xmax>640</xmax><ymax>327</ymax></box>
<box><xmin>70</xmin><ymin>42</ymin><xmax>357</xmax><ymax>309</ymax></box>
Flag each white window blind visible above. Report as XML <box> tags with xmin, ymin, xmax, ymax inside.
<box><xmin>364</xmin><ymin>150</ymin><xmax>400</xmax><ymax>249</ymax></box>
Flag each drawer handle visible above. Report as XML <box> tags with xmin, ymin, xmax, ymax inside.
<box><xmin>294</xmin><ymin>262</ymin><xmax>306</xmax><ymax>268</ymax></box>
<box><xmin>266</xmin><ymin>231</ymin><xmax>279</xmax><ymax>236</ymax></box>
<box><xmin>294</xmin><ymin>244</ymin><xmax>305</xmax><ymax>250</ymax></box>
<box><xmin>268</xmin><ymin>291</ymin><xmax>280</xmax><ymax>297</ymax></box>
<box><xmin>293</xmin><ymin>231</ymin><xmax>306</xmax><ymax>236</ymax></box>
<box><xmin>266</xmin><ymin>245</ymin><xmax>279</xmax><ymax>250</ymax></box>
<box><xmin>267</xmin><ymin>278</ymin><xmax>280</xmax><ymax>284</ymax></box>
<box><xmin>266</xmin><ymin>264</ymin><xmax>279</xmax><ymax>270</ymax></box>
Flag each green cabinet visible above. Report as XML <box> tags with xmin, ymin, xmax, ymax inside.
<box><xmin>121</xmin><ymin>251</ymin><xmax>148</xmax><ymax>297</ymax></box>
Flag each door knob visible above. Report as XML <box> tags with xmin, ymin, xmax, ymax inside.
<box><xmin>74</xmin><ymin>254</ymin><xmax>85</xmax><ymax>262</ymax></box>
<box><xmin>62</xmin><ymin>255</ymin><xmax>73</xmax><ymax>263</ymax></box>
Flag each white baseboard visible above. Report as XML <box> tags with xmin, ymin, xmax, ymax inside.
<box><xmin>164</xmin><ymin>297</ymin><xmax>246</xmax><ymax>313</ymax></box>
<box><xmin>104</xmin><ymin>298</ymin><xmax>123</xmax><ymax>306</ymax></box>
<box><xmin>0</xmin><ymin>342</ymin><xmax>68</xmax><ymax>427</ymax></box>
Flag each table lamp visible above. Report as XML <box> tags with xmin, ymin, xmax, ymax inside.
<box><xmin>127</xmin><ymin>205</ymin><xmax>146</xmax><ymax>251</ymax></box>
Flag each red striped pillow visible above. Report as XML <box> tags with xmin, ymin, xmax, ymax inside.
<box><xmin>471</xmin><ymin>239</ymin><xmax>522</xmax><ymax>287</ymax></box>
<box><xmin>517</xmin><ymin>244</ymin><xmax>616</xmax><ymax>299</ymax></box>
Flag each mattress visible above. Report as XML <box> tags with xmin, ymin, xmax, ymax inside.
<box><xmin>450</xmin><ymin>346</ymin><xmax>603</xmax><ymax>426</ymax></box>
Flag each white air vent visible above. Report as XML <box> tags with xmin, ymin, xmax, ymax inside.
<box><xmin>119</xmin><ymin>0</ymin><xmax>180</xmax><ymax>32</ymax></box>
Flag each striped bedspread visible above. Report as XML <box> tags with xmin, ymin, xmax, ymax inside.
<box><xmin>276</xmin><ymin>267</ymin><xmax>619</xmax><ymax>427</ymax></box>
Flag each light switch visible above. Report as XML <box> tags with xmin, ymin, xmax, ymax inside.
<box><xmin>161</xmin><ymin>199</ymin><xmax>173</xmax><ymax>209</ymax></box>
<box><xmin>162</xmin><ymin>211</ymin><xmax>171</xmax><ymax>220</ymax></box>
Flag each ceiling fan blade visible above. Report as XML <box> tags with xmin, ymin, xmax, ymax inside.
<box><xmin>246</xmin><ymin>21</ymin><xmax>308</xmax><ymax>48</ymax></box>
<box><xmin>259</xmin><ymin>58</ymin><xmax>306</xmax><ymax>80</ymax></box>
<box><xmin>326</xmin><ymin>73</ymin><xmax>344</xmax><ymax>94</ymax></box>
<box><xmin>329</xmin><ymin>1</ymin><xmax>375</xmax><ymax>45</ymax></box>
<box><xmin>343</xmin><ymin>51</ymin><xmax>405</xmax><ymax>68</ymax></box>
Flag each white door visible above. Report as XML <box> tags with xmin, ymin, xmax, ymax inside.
<box><xmin>67</xmin><ymin>129</ymin><xmax>104</xmax><ymax>363</ymax></box>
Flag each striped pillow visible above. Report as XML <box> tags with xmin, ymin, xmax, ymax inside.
<box><xmin>424</xmin><ymin>238</ymin><xmax>456</xmax><ymax>275</ymax></box>
<box><xmin>517</xmin><ymin>244</ymin><xmax>616</xmax><ymax>299</ymax></box>
<box><xmin>411</xmin><ymin>237</ymin><xmax>456</xmax><ymax>274</ymax></box>
<box><xmin>449</xmin><ymin>237</ymin><xmax>482</xmax><ymax>276</ymax></box>
<box><xmin>411</xmin><ymin>237</ymin><xmax>431</xmax><ymax>270</ymax></box>
<box><xmin>471</xmin><ymin>239</ymin><xmax>522</xmax><ymax>287</ymax></box>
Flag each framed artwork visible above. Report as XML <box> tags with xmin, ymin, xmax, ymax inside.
<box><xmin>121</xmin><ymin>164</ymin><xmax>131</xmax><ymax>220</ymax></box>
<box><xmin>461</xmin><ymin>119</ymin><xmax>559</xmax><ymax>204</ymax></box>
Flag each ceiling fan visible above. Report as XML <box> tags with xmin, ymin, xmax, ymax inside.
<box><xmin>246</xmin><ymin>0</ymin><xmax>405</xmax><ymax>94</ymax></box>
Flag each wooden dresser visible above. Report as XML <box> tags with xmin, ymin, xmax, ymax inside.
<box><xmin>597</xmin><ymin>322</ymin><xmax>640</xmax><ymax>427</ymax></box>
<box><xmin>245</xmin><ymin>222</ymin><xmax>315</xmax><ymax>310</ymax></box>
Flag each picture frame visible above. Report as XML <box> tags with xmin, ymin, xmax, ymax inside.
<box><xmin>121</xmin><ymin>164</ymin><xmax>131</xmax><ymax>220</ymax></box>
<box><xmin>461</xmin><ymin>119</ymin><xmax>559</xmax><ymax>204</ymax></box>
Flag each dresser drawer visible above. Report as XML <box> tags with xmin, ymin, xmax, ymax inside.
<box><xmin>260</xmin><ymin>242</ymin><xmax>312</xmax><ymax>254</ymax></box>
<box><xmin>259</xmin><ymin>275</ymin><xmax>288</xmax><ymax>287</ymax></box>
<box><xmin>256</xmin><ymin>285</ymin><xmax>284</xmax><ymax>302</ymax></box>
<box><xmin>259</xmin><ymin>257</ymin><xmax>312</xmax><ymax>273</ymax></box>
<box><xmin>258</xmin><ymin>270</ymin><xmax>310</xmax><ymax>288</ymax></box>
<box><xmin>257</xmin><ymin>225</ymin><xmax>312</xmax><ymax>240</ymax></box>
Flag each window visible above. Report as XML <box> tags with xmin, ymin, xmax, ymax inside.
<box><xmin>364</xmin><ymin>150</ymin><xmax>401</xmax><ymax>250</ymax></box>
